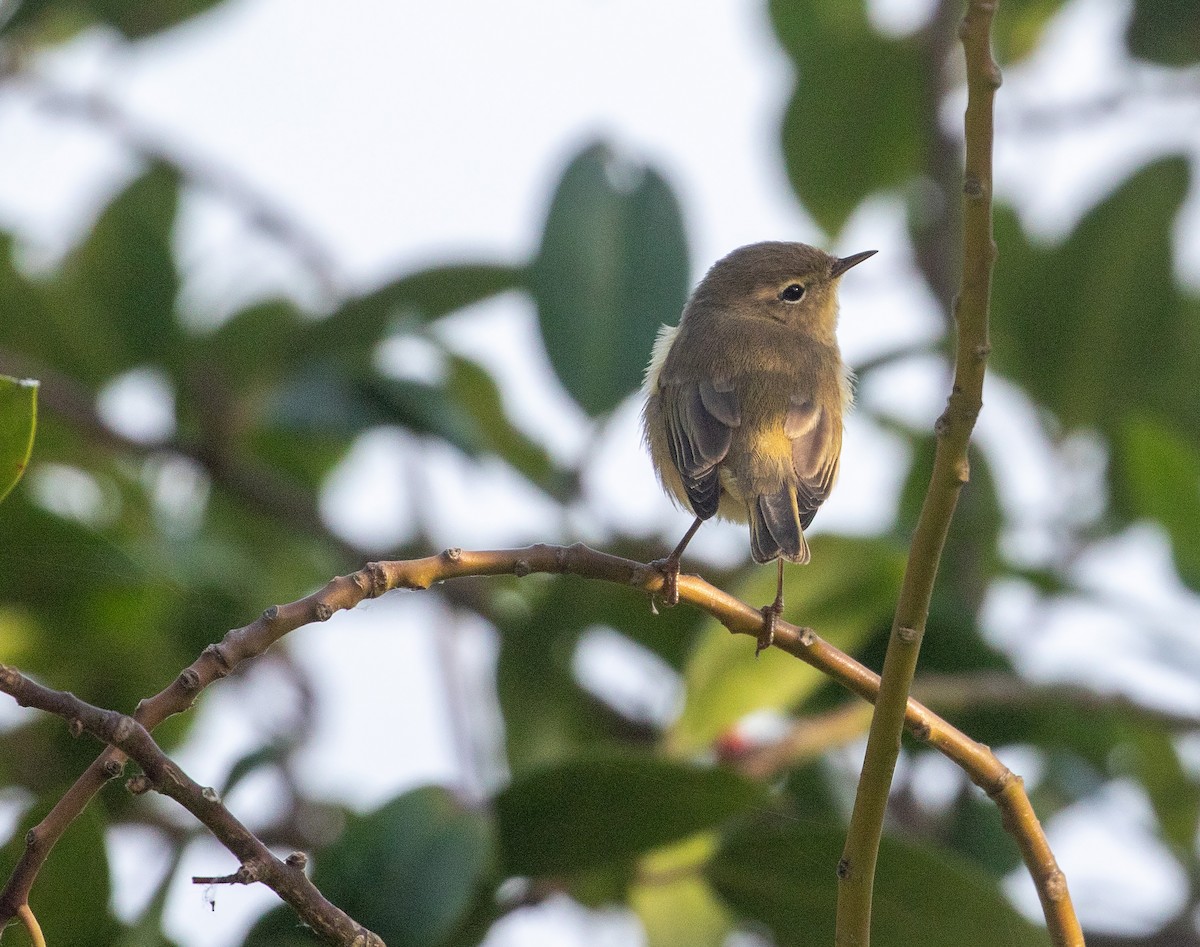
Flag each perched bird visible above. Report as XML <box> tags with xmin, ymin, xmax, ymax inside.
<box><xmin>641</xmin><ymin>241</ymin><xmax>875</xmax><ymax>652</ymax></box>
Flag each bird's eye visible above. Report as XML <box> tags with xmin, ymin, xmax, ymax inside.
<box><xmin>779</xmin><ymin>284</ymin><xmax>806</xmax><ymax>302</ymax></box>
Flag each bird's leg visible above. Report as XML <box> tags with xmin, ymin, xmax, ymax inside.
<box><xmin>758</xmin><ymin>558</ymin><xmax>785</xmax><ymax>655</ymax></box>
<box><xmin>652</xmin><ymin>516</ymin><xmax>703</xmax><ymax>607</ymax></box>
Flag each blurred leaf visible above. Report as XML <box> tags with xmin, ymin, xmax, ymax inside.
<box><xmin>669</xmin><ymin>536</ymin><xmax>904</xmax><ymax>754</ymax></box>
<box><xmin>0</xmin><ymin>375</ymin><xmax>37</xmax><ymax>504</ymax></box>
<box><xmin>493</xmin><ymin>574</ymin><xmax>704</xmax><ymax>773</ymax></box>
<box><xmin>1127</xmin><ymin>726</ymin><xmax>1200</xmax><ymax>853</ymax></box>
<box><xmin>2</xmin><ymin>0</ymin><xmax>226</xmax><ymax>39</ymax></box>
<box><xmin>991</xmin><ymin>157</ymin><xmax>1199</xmax><ymax>444</ymax></box>
<box><xmin>769</xmin><ymin>0</ymin><xmax>923</xmax><ymax>237</ymax></box>
<box><xmin>247</xmin><ymin>786</ymin><xmax>492</xmax><ymax>947</ymax></box>
<box><xmin>303</xmin><ymin>264</ymin><xmax>524</xmax><ymax>365</ymax></box>
<box><xmin>1118</xmin><ymin>417</ymin><xmax>1200</xmax><ymax>591</ymax></box>
<box><xmin>994</xmin><ymin>0</ymin><xmax>1068</xmax><ymax>62</ymax></box>
<box><xmin>632</xmin><ymin>835</ymin><xmax>733</xmax><ymax>947</ymax></box>
<box><xmin>1126</xmin><ymin>0</ymin><xmax>1200</xmax><ymax>65</ymax></box>
<box><xmin>64</xmin><ymin>164</ymin><xmax>183</xmax><ymax>379</ymax></box>
<box><xmin>495</xmin><ymin>753</ymin><xmax>766</xmax><ymax>876</ymax></box>
<box><xmin>530</xmin><ymin>142</ymin><xmax>690</xmax><ymax>416</ymax></box>
<box><xmin>707</xmin><ymin>815</ymin><xmax>1051</xmax><ymax>947</ymax></box>
<box><xmin>0</xmin><ymin>167</ymin><xmax>182</xmax><ymax>388</ymax></box>
<box><xmin>191</xmin><ymin>299</ymin><xmax>310</xmax><ymax>390</ymax></box>
<box><xmin>443</xmin><ymin>355</ymin><xmax>564</xmax><ymax>494</ymax></box>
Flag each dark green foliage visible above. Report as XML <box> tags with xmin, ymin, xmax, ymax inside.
<box><xmin>530</xmin><ymin>143</ymin><xmax>690</xmax><ymax>416</ymax></box>
<box><xmin>495</xmin><ymin>754</ymin><xmax>766</xmax><ymax>876</ymax></box>
<box><xmin>707</xmin><ymin>816</ymin><xmax>1052</xmax><ymax>947</ymax></box>
<box><xmin>1</xmin><ymin>0</ymin><xmax>1199</xmax><ymax>944</ymax></box>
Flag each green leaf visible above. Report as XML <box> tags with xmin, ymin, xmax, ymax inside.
<box><xmin>1118</xmin><ymin>417</ymin><xmax>1200</xmax><ymax>591</ymax></box>
<box><xmin>707</xmin><ymin>816</ymin><xmax>1052</xmax><ymax>947</ymax></box>
<box><xmin>246</xmin><ymin>787</ymin><xmax>493</xmax><ymax>947</ymax></box>
<box><xmin>1</xmin><ymin>0</ymin><xmax>226</xmax><ymax>40</ymax></box>
<box><xmin>1127</xmin><ymin>0</ymin><xmax>1200</xmax><ymax>66</ymax></box>
<box><xmin>492</xmin><ymin>573</ymin><xmax>705</xmax><ymax>773</ymax></box>
<box><xmin>495</xmin><ymin>753</ymin><xmax>766</xmax><ymax>876</ymax></box>
<box><xmin>1127</xmin><ymin>726</ymin><xmax>1200</xmax><ymax>854</ymax></box>
<box><xmin>1</xmin><ymin>166</ymin><xmax>184</xmax><ymax>386</ymax></box>
<box><xmin>0</xmin><ymin>375</ymin><xmax>37</xmax><ymax>505</ymax></box>
<box><xmin>669</xmin><ymin>536</ymin><xmax>904</xmax><ymax>754</ymax></box>
<box><xmin>303</xmin><ymin>264</ymin><xmax>524</xmax><ymax>364</ymax></box>
<box><xmin>530</xmin><ymin>142</ymin><xmax>690</xmax><ymax>416</ymax></box>
<box><xmin>991</xmin><ymin>157</ymin><xmax>1199</xmax><ymax>444</ymax></box>
<box><xmin>769</xmin><ymin>0</ymin><xmax>923</xmax><ymax>237</ymax></box>
<box><xmin>442</xmin><ymin>355</ymin><xmax>565</xmax><ymax>493</ymax></box>
<box><xmin>66</xmin><ymin>164</ymin><xmax>182</xmax><ymax>375</ymax></box>
<box><xmin>631</xmin><ymin>836</ymin><xmax>733</xmax><ymax>947</ymax></box>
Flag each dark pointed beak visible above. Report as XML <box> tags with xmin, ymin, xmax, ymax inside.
<box><xmin>830</xmin><ymin>249</ymin><xmax>877</xmax><ymax>278</ymax></box>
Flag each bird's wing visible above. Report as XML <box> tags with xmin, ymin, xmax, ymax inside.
<box><xmin>662</xmin><ymin>377</ymin><xmax>741</xmax><ymax>519</ymax></box>
<box><xmin>784</xmin><ymin>395</ymin><xmax>841</xmax><ymax>530</ymax></box>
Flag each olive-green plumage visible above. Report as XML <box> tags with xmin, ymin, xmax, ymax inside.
<box><xmin>642</xmin><ymin>241</ymin><xmax>874</xmax><ymax>566</ymax></box>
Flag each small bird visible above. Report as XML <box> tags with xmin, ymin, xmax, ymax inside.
<box><xmin>642</xmin><ymin>241</ymin><xmax>875</xmax><ymax>652</ymax></box>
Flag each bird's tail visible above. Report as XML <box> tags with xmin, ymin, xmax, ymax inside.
<box><xmin>749</xmin><ymin>486</ymin><xmax>811</xmax><ymax>565</ymax></box>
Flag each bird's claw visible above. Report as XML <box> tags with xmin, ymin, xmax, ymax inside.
<box><xmin>651</xmin><ymin>558</ymin><xmax>681</xmax><ymax>608</ymax></box>
<box><xmin>757</xmin><ymin>601</ymin><xmax>782</xmax><ymax>656</ymax></box>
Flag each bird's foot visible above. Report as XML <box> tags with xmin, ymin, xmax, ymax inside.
<box><xmin>650</xmin><ymin>556</ymin><xmax>681</xmax><ymax>608</ymax></box>
<box><xmin>757</xmin><ymin>599</ymin><xmax>782</xmax><ymax>656</ymax></box>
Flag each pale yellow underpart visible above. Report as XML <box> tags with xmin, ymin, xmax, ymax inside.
<box><xmin>642</xmin><ymin>317</ymin><xmax>854</xmax><ymax>527</ymax></box>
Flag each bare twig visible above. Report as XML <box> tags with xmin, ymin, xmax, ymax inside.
<box><xmin>16</xmin><ymin>904</ymin><xmax>45</xmax><ymax>947</ymax></box>
<box><xmin>0</xmin><ymin>665</ymin><xmax>383</xmax><ymax>947</ymax></box>
<box><xmin>0</xmin><ymin>544</ymin><xmax>1081</xmax><ymax>946</ymax></box>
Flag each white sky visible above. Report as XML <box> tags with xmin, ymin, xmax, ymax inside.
<box><xmin>2</xmin><ymin>0</ymin><xmax>1200</xmax><ymax>944</ymax></box>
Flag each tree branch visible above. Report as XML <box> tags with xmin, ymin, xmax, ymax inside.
<box><xmin>0</xmin><ymin>544</ymin><xmax>1081</xmax><ymax>946</ymax></box>
<box><xmin>0</xmin><ymin>665</ymin><xmax>383</xmax><ymax>947</ymax></box>
<box><xmin>834</xmin><ymin>3</ymin><xmax>1084</xmax><ymax>946</ymax></box>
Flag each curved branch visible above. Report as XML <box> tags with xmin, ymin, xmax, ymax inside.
<box><xmin>0</xmin><ymin>665</ymin><xmax>382</xmax><ymax>947</ymax></box>
<box><xmin>0</xmin><ymin>543</ymin><xmax>1081</xmax><ymax>946</ymax></box>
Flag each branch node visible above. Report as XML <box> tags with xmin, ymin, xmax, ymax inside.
<box><xmin>67</xmin><ymin>718</ymin><xmax>84</xmax><ymax>739</ymax></box>
<box><xmin>985</xmin><ymin>767</ymin><xmax>1017</xmax><ymax>799</ymax></box>
<box><xmin>910</xmin><ymin>718</ymin><xmax>932</xmax><ymax>742</ymax></box>
<box><xmin>443</xmin><ymin>547</ymin><xmax>463</xmax><ymax>563</ymax></box>
<box><xmin>112</xmin><ymin>716</ymin><xmax>136</xmax><ymax>743</ymax></box>
<box><xmin>103</xmin><ymin>758</ymin><xmax>124</xmax><ymax>779</ymax></box>
<box><xmin>934</xmin><ymin>412</ymin><xmax>951</xmax><ymax>437</ymax></box>
<box><xmin>313</xmin><ymin>601</ymin><xmax>333</xmax><ymax>622</ymax></box>
<box><xmin>897</xmin><ymin>625</ymin><xmax>918</xmax><ymax>644</ymax></box>
<box><xmin>973</xmin><ymin>343</ymin><xmax>992</xmax><ymax>361</ymax></box>
<box><xmin>963</xmin><ymin>174</ymin><xmax>984</xmax><ymax>198</ymax></box>
<box><xmin>365</xmin><ymin>561</ymin><xmax>388</xmax><ymax>597</ymax></box>
<box><xmin>836</xmin><ymin>857</ymin><xmax>852</xmax><ymax>881</ymax></box>
<box><xmin>285</xmin><ymin>851</ymin><xmax>309</xmax><ymax>871</ymax></box>
<box><xmin>955</xmin><ymin>458</ymin><xmax>971</xmax><ymax>484</ymax></box>
<box><xmin>513</xmin><ymin>559</ymin><xmax>532</xmax><ymax>578</ymax></box>
<box><xmin>201</xmin><ymin>786</ymin><xmax>221</xmax><ymax>805</ymax></box>
<box><xmin>262</xmin><ymin>605</ymin><xmax>280</xmax><ymax>622</ymax></box>
<box><xmin>203</xmin><ymin>643</ymin><xmax>233</xmax><ymax>676</ymax></box>
<box><xmin>1045</xmin><ymin>868</ymin><xmax>1069</xmax><ymax>901</ymax></box>
<box><xmin>178</xmin><ymin>668</ymin><xmax>201</xmax><ymax>692</ymax></box>
<box><xmin>126</xmin><ymin>774</ymin><xmax>152</xmax><ymax>795</ymax></box>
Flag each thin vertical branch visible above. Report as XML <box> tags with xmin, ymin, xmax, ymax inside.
<box><xmin>835</xmin><ymin>3</ymin><xmax>1062</xmax><ymax>946</ymax></box>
